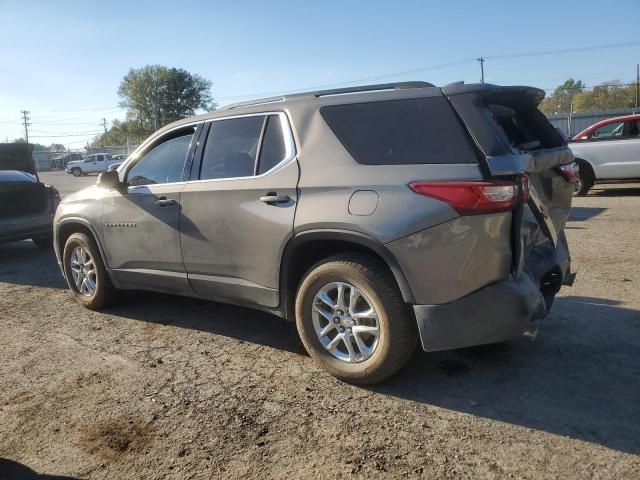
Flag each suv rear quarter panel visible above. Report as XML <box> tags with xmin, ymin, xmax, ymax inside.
<box><xmin>289</xmin><ymin>96</ymin><xmax>484</xmax><ymax>244</ymax></box>
<box><xmin>289</xmin><ymin>92</ymin><xmax>513</xmax><ymax>305</ymax></box>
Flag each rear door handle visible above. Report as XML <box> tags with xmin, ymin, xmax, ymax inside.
<box><xmin>155</xmin><ymin>197</ymin><xmax>178</xmax><ymax>207</ymax></box>
<box><xmin>260</xmin><ymin>193</ymin><xmax>290</xmax><ymax>204</ymax></box>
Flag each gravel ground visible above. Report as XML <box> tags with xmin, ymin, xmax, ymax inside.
<box><xmin>0</xmin><ymin>172</ymin><xmax>638</xmax><ymax>479</ymax></box>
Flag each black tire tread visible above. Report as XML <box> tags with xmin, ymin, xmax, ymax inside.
<box><xmin>576</xmin><ymin>160</ymin><xmax>595</xmax><ymax>196</ymax></box>
<box><xmin>295</xmin><ymin>253</ymin><xmax>417</xmax><ymax>385</ymax></box>
<box><xmin>62</xmin><ymin>232</ymin><xmax>117</xmax><ymax>310</ymax></box>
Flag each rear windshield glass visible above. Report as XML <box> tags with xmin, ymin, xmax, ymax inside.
<box><xmin>486</xmin><ymin>99</ymin><xmax>565</xmax><ymax>151</ymax></box>
<box><xmin>320</xmin><ymin>97</ymin><xmax>477</xmax><ymax>165</ymax></box>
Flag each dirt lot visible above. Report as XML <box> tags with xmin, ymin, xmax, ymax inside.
<box><xmin>0</xmin><ymin>172</ymin><xmax>639</xmax><ymax>479</ymax></box>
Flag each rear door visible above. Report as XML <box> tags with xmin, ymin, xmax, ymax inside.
<box><xmin>179</xmin><ymin>112</ymin><xmax>298</xmax><ymax>308</ymax></box>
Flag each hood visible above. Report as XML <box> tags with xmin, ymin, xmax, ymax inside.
<box><xmin>0</xmin><ymin>143</ymin><xmax>36</xmax><ymax>175</ymax></box>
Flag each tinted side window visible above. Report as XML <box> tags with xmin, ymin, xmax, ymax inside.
<box><xmin>257</xmin><ymin>116</ymin><xmax>286</xmax><ymax>174</ymax></box>
<box><xmin>200</xmin><ymin>116</ymin><xmax>264</xmax><ymax>180</ymax></box>
<box><xmin>321</xmin><ymin>97</ymin><xmax>477</xmax><ymax>165</ymax></box>
<box><xmin>127</xmin><ymin>131</ymin><xmax>193</xmax><ymax>186</ymax></box>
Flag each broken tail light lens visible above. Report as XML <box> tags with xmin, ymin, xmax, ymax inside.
<box><xmin>409</xmin><ymin>179</ymin><xmax>526</xmax><ymax>216</ymax></box>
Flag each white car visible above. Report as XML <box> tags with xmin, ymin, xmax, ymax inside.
<box><xmin>569</xmin><ymin>114</ymin><xmax>640</xmax><ymax>195</ymax></box>
<box><xmin>65</xmin><ymin>153</ymin><xmax>118</xmax><ymax>177</ymax></box>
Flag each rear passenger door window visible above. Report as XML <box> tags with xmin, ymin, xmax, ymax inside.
<box><xmin>198</xmin><ymin>114</ymin><xmax>291</xmax><ymax>180</ymax></box>
<box><xmin>199</xmin><ymin>116</ymin><xmax>264</xmax><ymax>180</ymax></box>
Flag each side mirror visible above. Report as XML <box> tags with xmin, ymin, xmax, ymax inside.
<box><xmin>97</xmin><ymin>170</ymin><xmax>121</xmax><ymax>190</ymax></box>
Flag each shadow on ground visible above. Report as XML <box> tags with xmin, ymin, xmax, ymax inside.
<box><xmin>568</xmin><ymin>206</ymin><xmax>607</xmax><ymax>221</ymax></box>
<box><xmin>589</xmin><ymin>185</ymin><xmax>640</xmax><ymax>197</ymax></box>
<box><xmin>3</xmin><ymin>241</ymin><xmax>639</xmax><ymax>455</ymax></box>
<box><xmin>0</xmin><ymin>241</ymin><xmax>65</xmax><ymax>289</ymax></box>
<box><xmin>108</xmin><ymin>291</ymin><xmax>305</xmax><ymax>356</ymax></box>
<box><xmin>374</xmin><ymin>295</ymin><xmax>640</xmax><ymax>455</ymax></box>
<box><xmin>0</xmin><ymin>458</ymin><xmax>78</xmax><ymax>480</ymax></box>
<box><xmin>107</xmin><ymin>291</ymin><xmax>640</xmax><ymax>454</ymax></box>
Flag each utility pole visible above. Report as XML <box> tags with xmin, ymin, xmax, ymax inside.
<box><xmin>476</xmin><ymin>57</ymin><xmax>486</xmax><ymax>84</ymax></box>
<box><xmin>21</xmin><ymin>110</ymin><xmax>31</xmax><ymax>143</ymax></box>
<box><xmin>636</xmin><ymin>63</ymin><xmax>640</xmax><ymax>111</ymax></box>
<box><xmin>101</xmin><ymin>118</ymin><xmax>108</xmax><ymax>134</ymax></box>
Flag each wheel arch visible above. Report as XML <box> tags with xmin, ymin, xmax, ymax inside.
<box><xmin>56</xmin><ymin>218</ymin><xmax>109</xmax><ymax>270</ymax></box>
<box><xmin>574</xmin><ymin>157</ymin><xmax>596</xmax><ymax>178</ymax></box>
<box><xmin>279</xmin><ymin>229</ymin><xmax>415</xmax><ymax>321</ymax></box>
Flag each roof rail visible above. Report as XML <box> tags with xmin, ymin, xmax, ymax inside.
<box><xmin>222</xmin><ymin>96</ymin><xmax>285</xmax><ymax>110</ymax></box>
<box><xmin>312</xmin><ymin>81</ymin><xmax>435</xmax><ymax>98</ymax></box>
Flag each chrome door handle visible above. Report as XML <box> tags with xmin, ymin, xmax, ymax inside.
<box><xmin>155</xmin><ymin>198</ymin><xmax>177</xmax><ymax>207</ymax></box>
<box><xmin>259</xmin><ymin>193</ymin><xmax>290</xmax><ymax>204</ymax></box>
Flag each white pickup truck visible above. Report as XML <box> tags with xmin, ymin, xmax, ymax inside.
<box><xmin>570</xmin><ymin>114</ymin><xmax>640</xmax><ymax>195</ymax></box>
<box><xmin>65</xmin><ymin>153</ymin><xmax>119</xmax><ymax>177</ymax></box>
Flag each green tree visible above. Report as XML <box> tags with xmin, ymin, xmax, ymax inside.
<box><xmin>573</xmin><ymin>80</ymin><xmax>637</xmax><ymax>111</ymax></box>
<box><xmin>539</xmin><ymin>79</ymin><xmax>585</xmax><ymax>114</ymax></box>
<box><xmin>49</xmin><ymin>143</ymin><xmax>66</xmax><ymax>151</ymax></box>
<box><xmin>91</xmin><ymin>119</ymin><xmax>148</xmax><ymax>147</ymax></box>
<box><xmin>118</xmin><ymin>65</ymin><xmax>214</xmax><ymax>136</ymax></box>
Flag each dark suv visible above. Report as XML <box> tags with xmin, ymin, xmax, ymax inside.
<box><xmin>54</xmin><ymin>81</ymin><xmax>576</xmax><ymax>384</ymax></box>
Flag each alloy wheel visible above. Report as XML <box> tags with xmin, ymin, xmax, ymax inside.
<box><xmin>311</xmin><ymin>282</ymin><xmax>380</xmax><ymax>363</ymax></box>
<box><xmin>69</xmin><ymin>246</ymin><xmax>97</xmax><ymax>297</ymax></box>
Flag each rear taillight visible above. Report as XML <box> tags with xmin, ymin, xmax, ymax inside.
<box><xmin>558</xmin><ymin>162</ymin><xmax>580</xmax><ymax>183</ymax></box>
<box><xmin>409</xmin><ymin>177</ymin><xmax>528</xmax><ymax>216</ymax></box>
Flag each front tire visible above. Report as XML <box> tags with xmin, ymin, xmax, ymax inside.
<box><xmin>295</xmin><ymin>254</ymin><xmax>417</xmax><ymax>385</ymax></box>
<box><xmin>62</xmin><ymin>232</ymin><xmax>117</xmax><ymax>309</ymax></box>
<box><xmin>72</xmin><ymin>168</ymin><xmax>82</xmax><ymax>177</ymax></box>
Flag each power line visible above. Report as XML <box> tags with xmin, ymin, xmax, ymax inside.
<box><xmin>217</xmin><ymin>40</ymin><xmax>640</xmax><ymax>101</ymax></box>
<box><xmin>214</xmin><ymin>59</ymin><xmax>474</xmax><ymax>100</ymax></box>
<box><xmin>29</xmin><ymin>129</ymin><xmax>106</xmax><ymax>135</ymax></box>
<box><xmin>485</xmin><ymin>40</ymin><xmax>640</xmax><ymax>60</ymax></box>
<box><xmin>30</xmin><ymin>132</ymin><xmax>102</xmax><ymax>138</ymax></box>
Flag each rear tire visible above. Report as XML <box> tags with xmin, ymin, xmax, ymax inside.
<box><xmin>295</xmin><ymin>254</ymin><xmax>417</xmax><ymax>385</ymax></box>
<box><xmin>63</xmin><ymin>232</ymin><xmax>117</xmax><ymax>309</ymax></box>
<box><xmin>32</xmin><ymin>235</ymin><xmax>53</xmax><ymax>249</ymax></box>
<box><xmin>575</xmin><ymin>160</ymin><xmax>594</xmax><ymax>196</ymax></box>
<box><xmin>72</xmin><ymin>168</ymin><xmax>82</xmax><ymax>177</ymax></box>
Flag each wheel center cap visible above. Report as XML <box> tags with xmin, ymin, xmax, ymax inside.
<box><xmin>341</xmin><ymin>317</ymin><xmax>354</xmax><ymax>328</ymax></box>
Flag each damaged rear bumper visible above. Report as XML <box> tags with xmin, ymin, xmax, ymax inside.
<box><xmin>413</xmin><ymin>272</ymin><xmax>547</xmax><ymax>352</ymax></box>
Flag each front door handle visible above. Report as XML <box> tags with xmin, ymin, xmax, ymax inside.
<box><xmin>260</xmin><ymin>193</ymin><xmax>290</xmax><ymax>204</ymax></box>
<box><xmin>155</xmin><ymin>197</ymin><xmax>178</xmax><ymax>207</ymax></box>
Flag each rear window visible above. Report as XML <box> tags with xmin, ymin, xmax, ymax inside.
<box><xmin>486</xmin><ymin>99</ymin><xmax>565</xmax><ymax>151</ymax></box>
<box><xmin>320</xmin><ymin>97</ymin><xmax>477</xmax><ymax>165</ymax></box>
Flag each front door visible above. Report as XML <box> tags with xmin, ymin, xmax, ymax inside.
<box><xmin>102</xmin><ymin>124</ymin><xmax>200</xmax><ymax>293</ymax></box>
<box><xmin>179</xmin><ymin>113</ymin><xmax>298</xmax><ymax>307</ymax></box>
<box><xmin>587</xmin><ymin>119</ymin><xmax>640</xmax><ymax>178</ymax></box>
